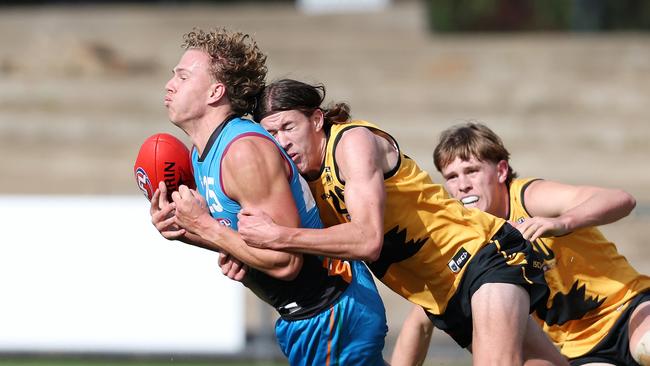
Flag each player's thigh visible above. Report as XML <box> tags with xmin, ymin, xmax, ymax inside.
<box><xmin>471</xmin><ymin>282</ymin><xmax>529</xmax><ymax>346</ymax></box>
<box><xmin>629</xmin><ymin>300</ymin><xmax>650</xmax><ymax>346</ymax></box>
<box><xmin>523</xmin><ymin>317</ymin><xmax>570</xmax><ymax>366</ymax></box>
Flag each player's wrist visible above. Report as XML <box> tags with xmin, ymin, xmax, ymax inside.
<box><xmin>279</xmin><ymin>226</ymin><xmax>299</xmax><ymax>250</ymax></box>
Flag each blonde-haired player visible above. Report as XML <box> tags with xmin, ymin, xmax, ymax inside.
<box><xmin>393</xmin><ymin>121</ymin><xmax>650</xmax><ymax>366</ymax></box>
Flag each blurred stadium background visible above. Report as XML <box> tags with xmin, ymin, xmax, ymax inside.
<box><xmin>0</xmin><ymin>0</ymin><xmax>648</xmax><ymax>365</ymax></box>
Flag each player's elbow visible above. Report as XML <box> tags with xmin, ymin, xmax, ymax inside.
<box><xmin>270</xmin><ymin>255</ymin><xmax>303</xmax><ymax>281</ymax></box>
<box><xmin>362</xmin><ymin>234</ymin><xmax>384</xmax><ymax>262</ymax></box>
<box><xmin>621</xmin><ymin>191</ymin><xmax>636</xmax><ymax>214</ymax></box>
<box><xmin>612</xmin><ymin>189</ymin><xmax>637</xmax><ymax>216</ymax></box>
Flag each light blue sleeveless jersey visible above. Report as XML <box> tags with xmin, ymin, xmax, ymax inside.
<box><xmin>191</xmin><ymin>117</ymin><xmax>320</xmax><ymax>231</ymax></box>
<box><xmin>189</xmin><ymin>116</ymin><xmax>386</xmax><ymax>366</ymax></box>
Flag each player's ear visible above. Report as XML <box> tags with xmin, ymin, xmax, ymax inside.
<box><xmin>496</xmin><ymin>160</ymin><xmax>509</xmax><ymax>184</ymax></box>
<box><xmin>311</xmin><ymin>109</ymin><xmax>324</xmax><ymax>132</ymax></box>
<box><xmin>208</xmin><ymin>82</ymin><xmax>226</xmax><ymax>104</ymax></box>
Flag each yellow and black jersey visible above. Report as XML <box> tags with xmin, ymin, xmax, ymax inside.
<box><xmin>510</xmin><ymin>178</ymin><xmax>650</xmax><ymax>358</ymax></box>
<box><xmin>308</xmin><ymin>120</ymin><xmax>505</xmax><ymax>315</ymax></box>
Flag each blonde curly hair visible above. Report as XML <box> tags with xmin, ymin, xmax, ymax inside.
<box><xmin>182</xmin><ymin>28</ymin><xmax>267</xmax><ymax>116</ymax></box>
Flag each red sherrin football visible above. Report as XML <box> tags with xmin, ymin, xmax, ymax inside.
<box><xmin>134</xmin><ymin>133</ymin><xmax>195</xmax><ymax>201</ymax></box>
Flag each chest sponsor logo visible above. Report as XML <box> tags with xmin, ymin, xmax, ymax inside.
<box><xmin>324</xmin><ymin>166</ymin><xmax>333</xmax><ymax>185</ymax></box>
<box><xmin>448</xmin><ymin>247</ymin><xmax>471</xmax><ymax>273</ymax></box>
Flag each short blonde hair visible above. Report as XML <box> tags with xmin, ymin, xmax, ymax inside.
<box><xmin>434</xmin><ymin>122</ymin><xmax>517</xmax><ymax>185</ymax></box>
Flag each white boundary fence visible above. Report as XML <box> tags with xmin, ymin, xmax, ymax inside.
<box><xmin>0</xmin><ymin>196</ymin><xmax>244</xmax><ymax>355</ymax></box>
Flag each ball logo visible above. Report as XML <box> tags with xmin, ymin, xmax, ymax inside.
<box><xmin>163</xmin><ymin>161</ymin><xmax>178</xmax><ymax>192</ymax></box>
<box><xmin>135</xmin><ymin>167</ymin><xmax>153</xmax><ymax>199</ymax></box>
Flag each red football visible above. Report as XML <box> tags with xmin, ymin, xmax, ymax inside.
<box><xmin>133</xmin><ymin>133</ymin><xmax>195</xmax><ymax>201</ymax></box>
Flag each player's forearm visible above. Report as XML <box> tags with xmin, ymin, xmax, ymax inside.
<box><xmin>179</xmin><ymin>231</ymin><xmax>221</xmax><ymax>253</ymax></box>
<box><xmin>276</xmin><ymin>222</ymin><xmax>383</xmax><ymax>261</ymax></box>
<box><xmin>196</xmin><ymin>218</ymin><xmax>301</xmax><ymax>280</ymax></box>
<box><xmin>391</xmin><ymin>307</ymin><xmax>433</xmax><ymax>366</ymax></box>
<box><xmin>391</xmin><ymin>329</ymin><xmax>431</xmax><ymax>366</ymax></box>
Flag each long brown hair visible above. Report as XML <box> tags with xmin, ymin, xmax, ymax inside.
<box><xmin>254</xmin><ymin>79</ymin><xmax>350</xmax><ymax>127</ymax></box>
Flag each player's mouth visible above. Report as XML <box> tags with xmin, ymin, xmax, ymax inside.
<box><xmin>460</xmin><ymin>195</ymin><xmax>479</xmax><ymax>206</ymax></box>
<box><xmin>164</xmin><ymin>96</ymin><xmax>172</xmax><ymax>106</ymax></box>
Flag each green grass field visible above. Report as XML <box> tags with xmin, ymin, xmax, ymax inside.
<box><xmin>0</xmin><ymin>358</ymin><xmax>473</xmax><ymax>366</ymax></box>
<box><xmin>0</xmin><ymin>360</ymin><xmax>470</xmax><ymax>366</ymax></box>
<box><xmin>0</xmin><ymin>358</ymin><xmax>471</xmax><ymax>366</ymax></box>
<box><xmin>0</xmin><ymin>359</ymin><xmax>286</xmax><ymax>366</ymax></box>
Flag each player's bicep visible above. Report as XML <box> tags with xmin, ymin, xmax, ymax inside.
<box><xmin>524</xmin><ymin>180</ymin><xmax>592</xmax><ymax>218</ymax></box>
<box><xmin>223</xmin><ymin>136</ymin><xmax>301</xmax><ymax>228</ymax></box>
<box><xmin>336</xmin><ymin>129</ymin><xmax>386</xmax><ymax>229</ymax></box>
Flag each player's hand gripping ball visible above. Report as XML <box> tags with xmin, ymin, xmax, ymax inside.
<box><xmin>133</xmin><ymin>133</ymin><xmax>195</xmax><ymax>201</ymax></box>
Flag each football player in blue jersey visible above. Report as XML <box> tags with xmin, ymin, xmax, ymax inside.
<box><xmin>149</xmin><ymin>27</ymin><xmax>387</xmax><ymax>366</ymax></box>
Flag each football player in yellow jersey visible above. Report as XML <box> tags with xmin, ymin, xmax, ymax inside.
<box><xmin>235</xmin><ymin>79</ymin><xmax>568</xmax><ymax>365</ymax></box>
<box><xmin>392</xmin><ymin>122</ymin><xmax>650</xmax><ymax>366</ymax></box>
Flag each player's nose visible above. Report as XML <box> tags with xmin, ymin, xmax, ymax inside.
<box><xmin>458</xmin><ymin>175</ymin><xmax>472</xmax><ymax>191</ymax></box>
<box><xmin>276</xmin><ymin>133</ymin><xmax>290</xmax><ymax>150</ymax></box>
<box><xmin>164</xmin><ymin>78</ymin><xmax>175</xmax><ymax>92</ymax></box>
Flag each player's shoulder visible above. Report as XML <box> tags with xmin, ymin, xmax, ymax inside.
<box><xmin>337</xmin><ymin>124</ymin><xmax>379</xmax><ymax>148</ymax></box>
<box><xmin>226</xmin><ymin>132</ymin><xmax>272</xmax><ymax>157</ymax></box>
<box><xmin>337</xmin><ymin>123</ymin><xmax>395</xmax><ymax>160</ymax></box>
<box><xmin>223</xmin><ymin>134</ymin><xmax>282</xmax><ymax>172</ymax></box>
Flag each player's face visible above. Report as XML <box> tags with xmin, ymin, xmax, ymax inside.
<box><xmin>164</xmin><ymin>49</ymin><xmax>214</xmax><ymax>126</ymax></box>
<box><xmin>261</xmin><ymin>109</ymin><xmax>325</xmax><ymax>179</ymax></box>
<box><xmin>440</xmin><ymin>156</ymin><xmax>508</xmax><ymax>218</ymax></box>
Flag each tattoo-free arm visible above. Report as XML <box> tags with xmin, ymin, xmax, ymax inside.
<box><xmin>239</xmin><ymin>127</ymin><xmax>388</xmax><ymax>261</ymax></box>
<box><xmin>391</xmin><ymin>305</ymin><xmax>434</xmax><ymax>366</ymax></box>
<box><xmin>514</xmin><ymin>179</ymin><xmax>636</xmax><ymax>241</ymax></box>
<box><xmin>173</xmin><ymin>135</ymin><xmax>303</xmax><ymax>280</ymax></box>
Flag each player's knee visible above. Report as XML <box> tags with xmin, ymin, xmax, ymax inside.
<box><xmin>631</xmin><ymin>330</ymin><xmax>650</xmax><ymax>365</ymax></box>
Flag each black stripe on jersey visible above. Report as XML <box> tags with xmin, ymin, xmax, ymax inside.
<box><xmin>330</xmin><ymin>125</ymin><xmax>402</xmax><ymax>185</ymax></box>
<box><xmin>516</xmin><ymin>178</ymin><xmax>543</xmax><ymax>219</ymax></box>
<box><xmin>198</xmin><ymin>114</ymin><xmax>239</xmax><ymax>162</ymax></box>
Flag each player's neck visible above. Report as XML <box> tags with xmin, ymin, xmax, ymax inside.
<box><xmin>496</xmin><ymin>184</ymin><xmax>510</xmax><ymax>220</ymax></box>
<box><xmin>189</xmin><ymin>105</ymin><xmax>234</xmax><ymax>156</ymax></box>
